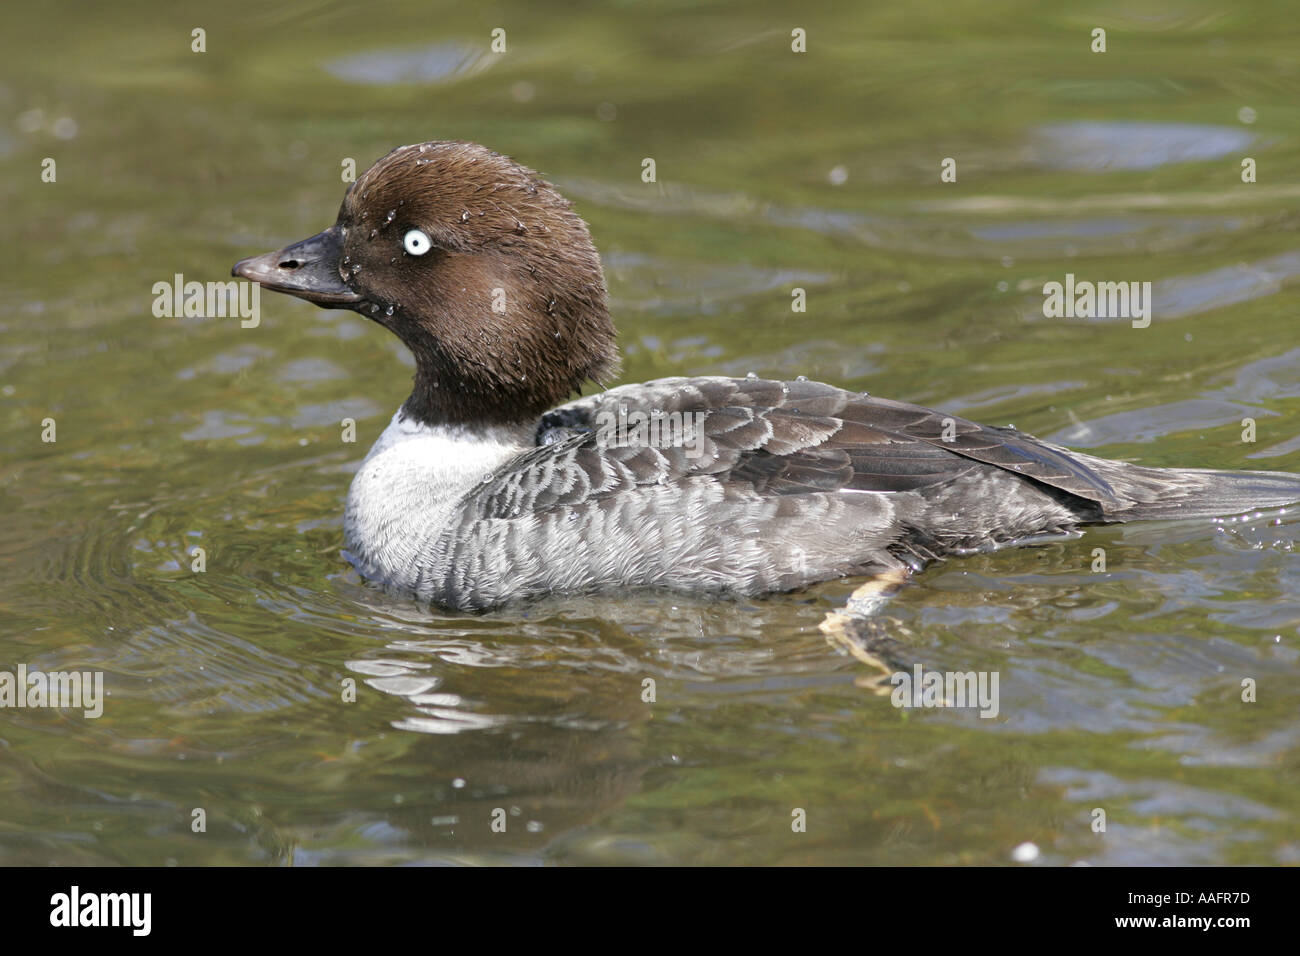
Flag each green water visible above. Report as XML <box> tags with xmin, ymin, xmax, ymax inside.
<box><xmin>2</xmin><ymin>0</ymin><xmax>1299</xmax><ymax>865</ymax></box>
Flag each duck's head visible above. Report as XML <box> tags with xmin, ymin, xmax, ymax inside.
<box><xmin>233</xmin><ymin>141</ymin><xmax>618</xmax><ymax>427</ymax></box>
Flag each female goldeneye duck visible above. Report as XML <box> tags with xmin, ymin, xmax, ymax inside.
<box><xmin>232</xmin><ymin>141</ymin><xmax>1300</xmax><ymax>611</ymax></box>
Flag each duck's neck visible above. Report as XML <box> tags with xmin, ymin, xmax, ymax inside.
<box><xmin>395</xmin><ymin>339</ymin><xmax>587</xmax><ymax>432</ymax></box>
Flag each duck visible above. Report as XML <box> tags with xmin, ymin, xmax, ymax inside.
<box><xmin>232</xmin><ymin>141</ymin><xmax>1300</xmax><ymax>611</ymax></box>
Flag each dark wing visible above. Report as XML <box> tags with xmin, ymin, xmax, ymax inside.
<box><xmin>464</xmin><ymin>375</ymin><xmax>1118</xmax><ymax>520</ymax></box>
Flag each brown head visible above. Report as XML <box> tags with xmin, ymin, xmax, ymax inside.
<box><xmin>233</xmin><ymin>141</ymin><xmax>619</xmax><ymax>427</ymax></box>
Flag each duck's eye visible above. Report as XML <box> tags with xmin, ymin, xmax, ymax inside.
<box><xmin>403</xmin><ymin>229</ymin><xmax>432</xmax><ymax>256</ymax></box>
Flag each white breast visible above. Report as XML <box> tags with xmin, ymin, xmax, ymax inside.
<box><xmin>343</xmin><ymin>409</ymin><xmax>531</xmax><ymax>588</ymax></box>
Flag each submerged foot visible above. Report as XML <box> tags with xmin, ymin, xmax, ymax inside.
<box><xmin>820</xmin><ymin>568</ymin><xmax>914</xmax><ymax>691</ymax></box>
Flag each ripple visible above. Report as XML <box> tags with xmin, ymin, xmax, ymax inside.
<box><xmin>1155</xmin><ymin>250</ymin><xmax>1300</xmax><ymax>319</ymax></box>
<box><xmin>1028</xmin><ymin>121</ymin><xmax>1253</xmax><ymax>172</ymax></box>
<box><xmin>1046</xmin><ymin>398</ymin><xmax>1270</xmax><ymax>447</ymax></box>
<box><xmin>323</xmin><ymin>43</ymin><xmax>494</xmax><ymax>86</ymax></box>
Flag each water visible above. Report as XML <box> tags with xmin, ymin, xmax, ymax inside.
<box><xmin>1</xmin><ymin>0</ymin><xmax>1299</xmax><ymax>865</ymax></box>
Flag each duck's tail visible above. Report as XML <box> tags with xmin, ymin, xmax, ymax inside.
<box><xmin>1082</xmin><ymin>457</ymin><xmax>1300</xmax><ymax>521</ymax></box>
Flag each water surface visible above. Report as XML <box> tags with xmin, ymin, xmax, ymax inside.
<box><xmin>2</xmin><ymin>0</ymin><xmax>1299</xmax><ymax>865</ymax></box>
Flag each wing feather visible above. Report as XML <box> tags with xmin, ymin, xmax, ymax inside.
<box><xmin>473</xmin><ymin>375</ymin><xmax>1116</xmax><ymax>520</ymax></box>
